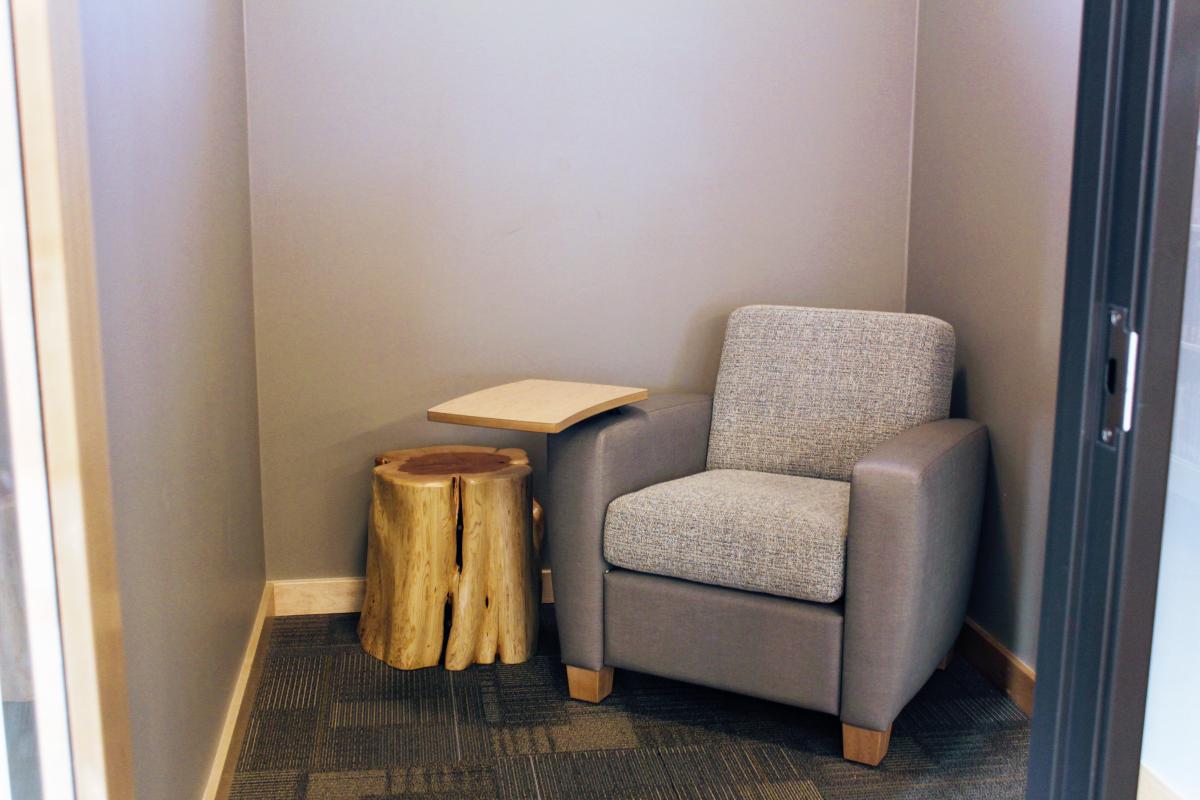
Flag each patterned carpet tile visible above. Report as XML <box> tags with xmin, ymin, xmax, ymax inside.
<box><xmin>231</xmin><ymin>612</ymin><xmax>1029</xmax><ymax>799</ymax></box>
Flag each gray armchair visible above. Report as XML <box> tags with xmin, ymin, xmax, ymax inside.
<box><xmin>545</xmin><ymin>305</ymin><xmax>988</xmax><ymax>765</ymax></box>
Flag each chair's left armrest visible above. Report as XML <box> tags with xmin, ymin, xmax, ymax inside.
<box><xmin>840</xmin><ymin>419</ymin><xmax>989</xmax><ymax>731</ymax></box>
<box><xmin>546</xmin><ymin>393</ymin><xmax>713</xmax><ymax>670</ymax></box>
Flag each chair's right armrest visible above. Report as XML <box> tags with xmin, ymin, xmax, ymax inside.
<box><xmin>546</xmin><ymin>393</ymin><xmax>713</xmax><ymax>669</ymax></box>
<box><xmin>841</xmin><ymin>418</ymin><xmax>989</xmax><ymax>731</ymax></box>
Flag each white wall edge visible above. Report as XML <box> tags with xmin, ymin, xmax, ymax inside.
<box><xmin>1138</xmin><ymin>764</ymin><xmax>1184</xmax><ymax>800</ymax></box>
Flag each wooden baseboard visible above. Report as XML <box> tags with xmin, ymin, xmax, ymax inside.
<box><xmin>269</xmin><ymin>569</ymin><xmax>555</xmax><ymax>617</ymax></box>
<box><xmin>202</xmin><ymin>584</ymin><xmax>273</xmax><ymax>800</ymax></box>
<box><xmin>271</xmin><ymin>577</ymin><xmax>365</xmax><ymax>616</ymax></box>
<box><xmin>1138</xmin><ymin>764</ymin><xmax>1184</xmax><ymax>800</ymax></box>
<box><xmin>956</xmin><ymin>617</ymin><xmax>1036</xmax><ymax>716</ymax></box>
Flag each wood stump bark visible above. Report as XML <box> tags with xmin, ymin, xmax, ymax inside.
<box><xmin>357</xmin><ymin>445</ymin><xmax>541</xmax><ymax>670</ymax></box>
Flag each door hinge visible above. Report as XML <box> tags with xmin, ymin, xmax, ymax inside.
<box><xmin>1100</xmin><ymin>305</ymin><xmax>1139</xmax><ymax>446</ymax></box>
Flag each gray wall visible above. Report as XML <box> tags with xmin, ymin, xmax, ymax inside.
<box><xmin>905</xmin><ymin>0</ymin><xmax>1082</xmax><ymax>664</ymax></box>
<box><xmin>244</xmin><ymin>1</ymin><xmax>920</xmax><ymax>580</ymax></box>
<box><xmin>78</xmin><ymin>1</ymin><xmax>265</xmax><ymax>797</ymax></box>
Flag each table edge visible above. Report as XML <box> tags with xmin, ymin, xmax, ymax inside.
<box><xmin>426</xmin><ymin>388</ymin><xmax>649</xmax><ymax>434</ymax></box>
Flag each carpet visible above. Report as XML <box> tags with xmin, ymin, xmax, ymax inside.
<box><xmin>229</xmin><ymin>610</ymin><xmax>1028</xmax><ymax>799</ymax></box>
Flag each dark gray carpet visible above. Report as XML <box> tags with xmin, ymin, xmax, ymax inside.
<box><xmin>230</xmin><ymin>609</ymin><xmax>1029</xmax><ymax>799</ymax></box>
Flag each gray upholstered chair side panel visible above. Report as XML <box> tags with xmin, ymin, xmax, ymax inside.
<box><xmin>545</xmin><ymin>393</ymin><xmax>712</xmax><ymax>670</ymax></box>
<box><xmin>840</xmin><ymin>419</ymin><xmax>989</xmax><ymax>731</ymax></box>
<box><xmin>605</xmin><ymin>570</ymin><xmax>843</xmax><ymax>713</ymax></box>
<box><xmin>707</xmin><ymin>305</ymin><xmax>956</xmax><ymax>481</ymax></box>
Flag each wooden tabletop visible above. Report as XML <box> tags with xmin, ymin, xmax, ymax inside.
<box><xmin>427</xmin><ymin>379</ymin><xmax>649</xmax><ymax>434</ymax></box>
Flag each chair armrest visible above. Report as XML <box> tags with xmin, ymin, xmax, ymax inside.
<box><xmin>546</xmin><ymin>393</ymin><xmax>712</xmax><ymax>669</ymax></box>
<box><xmin>841</xmin><ymin>418</ymin><xmax>989</xmax><ymax>730</ymax></box>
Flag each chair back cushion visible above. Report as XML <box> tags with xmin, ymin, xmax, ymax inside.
<box><xmin>707</xmin><ymin>305</ymin><xmax>955</xmax><ymax>481</ymax></box>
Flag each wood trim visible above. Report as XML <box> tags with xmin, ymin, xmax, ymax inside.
<box><xmin>272</xmin><ymin>578</ymin><xmax>366</xmax><ymax>616</ymax></box>
<box><xmin>203</xmin><ymin>586</ymin><xmax>274</xmax><ymax>800</ymax></box>
<box><xmin>1137</xmin><ymin>765</ymin><xmax>1184</xmax><ymax>800</ymax></box>
<box><xmin>841</xmin><ymin>722</ymin><xmax>892</xmax><ymax>766</ymax></box>
<box><xmin>10</xmin><ymin>1</ymin><xmax>135</xmax><ymax>796</ymax></box>
<box><xmin>565</xmin><ymin>665</ymin><xmax>614</xmax><ymax>704</ymax></box>
<box><xmin>270</xmin><ymin>569</ymin><xmax>555</xmax><ymax>617</ymax></box>
<box><xmin>957</xmin><ymin>617</ymin><xmax>1037</xmax><ymax>716</ymax></box>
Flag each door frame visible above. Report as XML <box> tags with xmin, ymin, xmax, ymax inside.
<box><xmin>1029</xmin><ymin>0</ymin><xmax>1199</xmax><ymax>797</ymax></box>
<box><xmin>8</xmin><ymin>1</ymin><xmax>134</xmax><ymax>797</ymax></box>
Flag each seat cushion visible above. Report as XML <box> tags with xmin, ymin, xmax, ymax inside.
<box><xmin>603</xmin><ymin>469</ymin><xmax>850</xmax><ymax>603</ymax></box>
<box><xmin>707</xmin><ymin>305</ymin><xmax>955</xmax><ymax>481</ymax></box>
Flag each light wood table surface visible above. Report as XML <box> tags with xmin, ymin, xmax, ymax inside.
<box><xmin>427</xmin><ymin>379</ymin><xmax>648</xmax><ymax>433</ymax></box>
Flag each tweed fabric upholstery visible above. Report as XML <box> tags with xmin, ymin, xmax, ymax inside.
<box><xmin>603</xmin><ymin>469</ymin><xmax>850</xmax><ymax>603</ymax></box>
<box><xmin>707</xmin><ymin>305</ymin><xmax>955</xmax><ymax>481</ymax></box>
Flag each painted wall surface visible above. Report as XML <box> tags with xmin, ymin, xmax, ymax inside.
<box><xmin>905</xmin><ymin>0</ymin><xmax>1082</xmax><ymax>663</ymax></box>
<box><xmin>244</xmin><ymin>1</ymin><xmax>919</xmax><ymax>579</ymax></box>
<box><xmin>78</xmin><ymin>1</ymin><xmax>265</xmax><ymax>796</ymax></box>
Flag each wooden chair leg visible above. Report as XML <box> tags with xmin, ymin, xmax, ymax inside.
<box><xmin>842</xmin><ymin>722</ymin><xmax>893</xmax><ymax>766</ymax></box>
<box><xmin>566</xmin><ymin>665</ymin><xmax>614</xmax><ymax>703</ymax></box>
<box><xmin>937</xmin><ymin>647</ymin><xmax>955</xmax><ymax>671</ymax></box>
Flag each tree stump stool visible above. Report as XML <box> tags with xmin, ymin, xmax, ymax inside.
<box><xmin>358</xmin><ymin>445</ymin><xmax>542</xmax><ymax>671</ymax></box>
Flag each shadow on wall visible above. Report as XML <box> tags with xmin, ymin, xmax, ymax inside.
<box><xmin>324</xmin><ymin>303</ymin><xmax>739</xmax><ymax>578</ymax></box>
<box><xmin>951</xmin><ymin>367</ymin><xmax>1017</xmax><ymax>644</ymax></box>
<box><xmin>305</xmin><ymin>309</ymin><xmax>728</xmax><ymax>579</ymax></box>
<box><xmin>299</xmin><ymin>307</ymin><xmax>985</xmax><ymax>582</ymax></box>
<box><xmin>667</xmin><ymin>303</ymin><xmax>741</xmax><ymax>390</ymax></box>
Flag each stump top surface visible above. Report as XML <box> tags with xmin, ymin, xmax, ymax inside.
<box><xmin>375</xmin><ymin>445</ymin><xmax>530</xmax><ymax>481</ymax></box>
<box><xmin>401</xmin><ymin>451</ymin><xmax>512</xmax><ymax>475</ymax></box>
